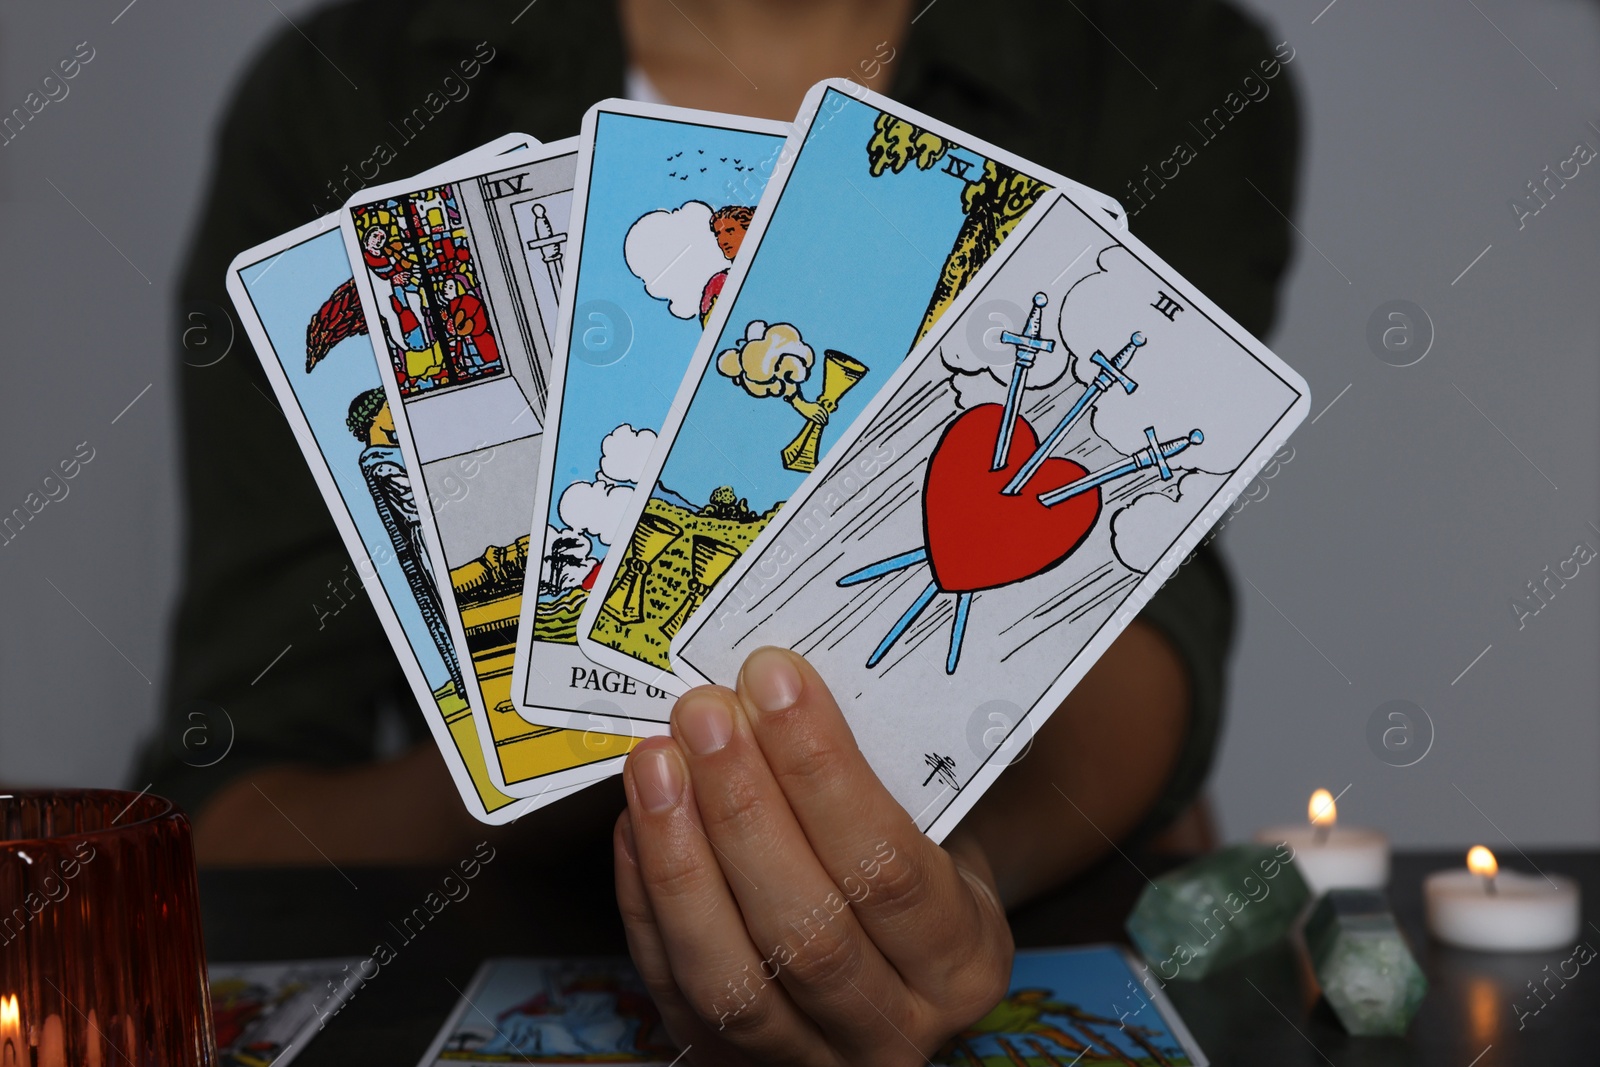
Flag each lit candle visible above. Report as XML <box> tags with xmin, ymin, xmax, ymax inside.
<box><xmin>1425</xmin><ymin>846</ymin><xmax>1581</xmax><ymax>952</ymax></box>
<box><xmin>1255</xmin><ymin>789</ymin><xmax>1390</xmax><ymax>895</ymax></box>
<box><xmin>0</xmin><ymin>995</ymin><xmax>19</xmax><ymax>1067</ymax></box>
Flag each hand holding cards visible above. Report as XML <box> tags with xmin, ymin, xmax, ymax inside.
<box><xmin>229</xmin><ymin>80</ymin><xmax>1306</xmax><ymax>837</ymax></box>
<box><xmin>220</xmin><ymin>72</ymin><xmax>1309</xmax><ymax>1067</ymax></box>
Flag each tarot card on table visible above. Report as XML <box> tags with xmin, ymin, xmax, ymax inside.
<box><xmin>340</xmin><ymin>141</ymin><xmax>635</xmax><ymax>799</ymax></box>
<box><xmin>415</xmin><ymin>957</ymin><xmax>676</xmax><ymax>1066</ymax></box>
<box><xmin>577</xmin><ymin>80</ymin><xmax>1127</xmax><ymax>720</ymax></box>
<box><xmin>209</xmin><ymin>957</ymin><xmax>364</xmax><ymax>1067</ymax></box>
<box><xmin>509</xmin><ymin>101</ymin><xmax>787</xmax><ymax>736</ymax></box>
<box><xmin>931</xmin><ymin>945</ymin><xmax>1207</xmax><ymax>1066</ymax></box>
<box><xmin>674</xmin><ymin>191</ymin><xmax>1309</xmax><ymax>842</ymax></box>
<box><xmin>228</xmin><ymin>135</ymin><xmax>565</xmax><ymax>822</ymax></box>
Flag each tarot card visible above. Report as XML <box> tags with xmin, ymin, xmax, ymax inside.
<box><xmin>340</xmin><ymin>140</ymin><xmax>637</xmax><ymax>799</ymax></box>
<box><xmin>509</xmin><ymin>100</ymin><xmax>788</xmax><ymax>735</ymax></box>
<box><xmin>228</xmin><ymin>135</ymin><xmax>582</xmax><ymax>823</ymax></box>
<box><xmin>576</xmin><ymin>80</ymin><xmax>1126</xmax><ymax>717</ymax></box>
<box><xmin>674</xmin><ymin>191</ymin><xmax>1309</xmax><ymax>841</ymax></box>
<box><xmin>932</xmin><ymin>945</ymin><xmax>1207</xmax><ymax>1066</ymax></box>
<box><xmin>414</xmin><ymin>957</ymin><xmax>677</xmax><ymax>1066</ymax></box>
<box><xmin>209</xmin><ymin>957</ymin><xmax>365</xmax><ymax>1067</ymax></box>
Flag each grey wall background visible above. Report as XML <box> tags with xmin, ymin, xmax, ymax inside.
<box><xmin>1</xmin><ymin>1</ymin><xmax>1595</xmax><ymax>848</ymax></box>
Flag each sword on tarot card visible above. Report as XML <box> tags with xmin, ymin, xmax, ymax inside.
<box><xmin>1001</xmin><ymin>330</ymin><xmax>1146</xmax><ymax>495</ymax></box>
<box><xmin>837</xmin><ymin>425</ymin><xmax>1202</xmax><ymax>675</ymax></box>
<box><xmin>991</xmin><ymin>292</ymin><xmax>1055</xmax><ymax>471</ymax></box>
<box><xmin>1037</xmin><ymin>427</ymin><xmax>1204</xmax><ymax>507</ymax></box>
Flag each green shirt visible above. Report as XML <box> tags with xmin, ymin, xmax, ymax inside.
<box><xmin>141</xmin><ymin>0</ymin><xmax>1298</xmax><ymax>845</ymax></box>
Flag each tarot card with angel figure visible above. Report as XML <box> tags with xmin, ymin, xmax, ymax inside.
<box><xmin>509</xmin><ymin>100</ymin><xmax>787</xmax><ymax>737</ymax></box>
<box><xmin>339</xmin><ymin>140</ymin><xmax>637</xmax><ymax>800</ymax></box>
<box><xmin>673</xmin><ymin>191</ymin><xmax>1309</xmax><ymax>842</ymax></box>
<box><xmin>576</xmin><ymin>80</ymin><xmax>1127</xmax><ymax>719</ymax></box>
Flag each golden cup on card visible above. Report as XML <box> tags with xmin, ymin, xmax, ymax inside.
<box><xmin>602</xmin><ymin>513</ymin><xmax>681</xmax><ymax>625</ymax></box>
<box><xmin>660</xmin><ymin>536</ymin><xmax>742</xmax><ymax>639</ymax></box>
<box><xmin>781</xmin><ymin>349</ymin><xmax>868</xmax><ymax>473</ymax></box>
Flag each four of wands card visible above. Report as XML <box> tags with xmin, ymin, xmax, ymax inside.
<box><xmin>672</xmin><ymin>190</ymin><xmax>1310</xmax><ymax>842</ymax></box>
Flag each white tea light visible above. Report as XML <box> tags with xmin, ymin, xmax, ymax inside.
<box><xmin>1425</xmin><ymin>846</ymin><xmax>1580</xmax><ymax>952</ymax></box>
<box><xmin>1255</xmin><ymin>789</ymin><xmax>1389</xmax><ymax>895</ymax></box>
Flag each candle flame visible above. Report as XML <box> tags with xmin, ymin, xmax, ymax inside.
<box><xmin>1308</xmin><ymin>788</ymin><xmax>1337</xmax><ymax>828</ymax></box>
<box><xmin>0</xmin><ymin>993</ymin><xmax>19</xmax><ymax>1045</ymax></box>
<box><xmin>1467</xmin><ymin>845</ymin><xmax>1498</xmax><ymax>878</ymax></box>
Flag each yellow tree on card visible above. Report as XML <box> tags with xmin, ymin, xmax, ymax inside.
<box><xmin>865</xmin><ymin>114</ymin><xmax>1049</xmax><ymax>345</ymax></box>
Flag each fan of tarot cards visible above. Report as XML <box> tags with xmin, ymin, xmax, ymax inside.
<box><xmin>228</xmin><ymin>80</ymin><xmax>1307</xmax><ymax>841</ymax></box>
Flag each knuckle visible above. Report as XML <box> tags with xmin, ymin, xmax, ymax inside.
<box><xmin>770</xmin><ymin>726</ymin><xmax>846</xmax><ymax>793</ymax></box>
<box><xmin>706</xmin><ymin>979</ymin><xmax>779</xmax><ymax>1039</ymax></box>
<box><xmin>781</xmin><ymin>917</ymin><xmax>863</xmax><ymax>989</ymax></box>
<box><xmin>697</xmin><ymin>763</ymin><xmax>768</xmax><ymax>838</ymax></box>
<box><xmin>859</xmin><ymin>844</ymin><xmax>931</xmax><ymax>917</ymax></box>
<box><xmin>642</xmin><ymin>842</ymin><xmax>712</xmax><ymax>904</ymax></box>
<box><xmin>944</xmin><ymin>929</ymin><xmax>1013</xmax><ymax>1022</ymax></box>
<box><xmin>614</xmin><ymin>886</ymin><xmax>655</xmax><ymax>930</ymax></box>
<box><xmin>639</xmin><ymin>967</ymin><xmax>684</xmax><ymax>1008</ymax></box>
<box><xmin>961</xmin><ymin>952</ymin><xmax>1012</xmax><ymax>1020</ymax></box>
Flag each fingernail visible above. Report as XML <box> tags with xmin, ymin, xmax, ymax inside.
<box><xmin>677</xmin><ymin>691</ymin><xmax>733</xmax><ymax>756</ymax></box>
<box><xmin>743</xmin><ymin>647</ymin><xmax>802</xmax><ymax>718</ymax></box>
<box><xmin>635</xmin><ymin>746</ymin><xmax>684</xmax><ymax>814</ymax></box>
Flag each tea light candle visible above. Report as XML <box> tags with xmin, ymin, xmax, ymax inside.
<box><xmin>0</xmin><ymin>995</ymin><xmax>19</xmax><ymax>1067</ymax></box>
<box><xmin>1426</xmin><ymin>846</ymin><xmax>1581</xmax><ymax>952</ymax></box>
<box><xmin>1255</xmin><ymin>789</ymin><xmax>1390</xmax><ymax>895</ymax></box>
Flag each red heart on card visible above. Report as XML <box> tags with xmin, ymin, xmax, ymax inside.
<box><xmin>922</xmin><ymin>405</ymin><xmax>1101</xmax><ymax>593</ymax></box>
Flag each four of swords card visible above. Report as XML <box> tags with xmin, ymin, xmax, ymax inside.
<box><xmin>575</xmin><ymin>81</ymin><xmax>1129</xmax><ymax>725</ymax></box>
<box><xmin>228</xmin><ymin>135</ymin><xmax>575</xmax><ymax>824</ymax></box>
<box><xmin>339</xmin><ymin>140</ymin><xmax>637</xmax><ymax>802</ymax></box>
<box><xmin>509</xmin><ymin>101</ymin><xmax>787</xmax><ymax>737</ymax></box>
<box><xmin>672</xmin><ymin>190</ymin><xmax>1309</xmax><ymax>842</ymax></box>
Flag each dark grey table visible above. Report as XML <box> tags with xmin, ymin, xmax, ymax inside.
<box><xmin>200</xmin><ymin>850</ymin><xmax>1598</xmax><ymax>1064</ymax></box>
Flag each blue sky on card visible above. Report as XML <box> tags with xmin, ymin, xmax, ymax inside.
<box><xmin>241</xmin><ymin>230</ymin><xmax>451</xmax><ymax>689</ymax></box>
<box><xmin>659</xmin><ymin>90</ymin><xmax>982</xmax><ymax>513</ymax></box>
<box><xmin>546</xmin><ymin>110</ymin><xmax>784</xmax><ymax>555</ymax></box>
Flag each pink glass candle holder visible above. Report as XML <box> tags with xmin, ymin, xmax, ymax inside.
<box><xmin>1</xmin><ymin>789</ymin><xmax>216</xmax><ymax>1066</ymax></box>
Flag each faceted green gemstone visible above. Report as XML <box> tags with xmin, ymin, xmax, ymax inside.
<box><xmin>1126</xmin><ymin>844</ymin><xmax>1311</xmax><ymax>980</ymax></box>
<box><xmin>1304</xmin><ymin>889</ymin><xmax>1427</xmax><ymax>1036</ymax></box>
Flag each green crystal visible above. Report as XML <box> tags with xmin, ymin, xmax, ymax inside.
<box><xmin>1304</xmin><ymin>889</ymin><xmax>1427</xmax><ymax>1036</ymax></box>
<box><xmin>1126</xmin><ymin>843</ymin><xmax>1311</xmax><ymax>980</ymax></box>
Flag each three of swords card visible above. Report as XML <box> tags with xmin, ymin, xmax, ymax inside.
<box><xmin>575</xmin><ymin>80</ymin><xmax>1129</xmax><ymax>727</ymax></box>
<box><xmin>672</xmin><ymin>190</ymin><xmax>1309</xmax><ymax>842</ymax></box>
